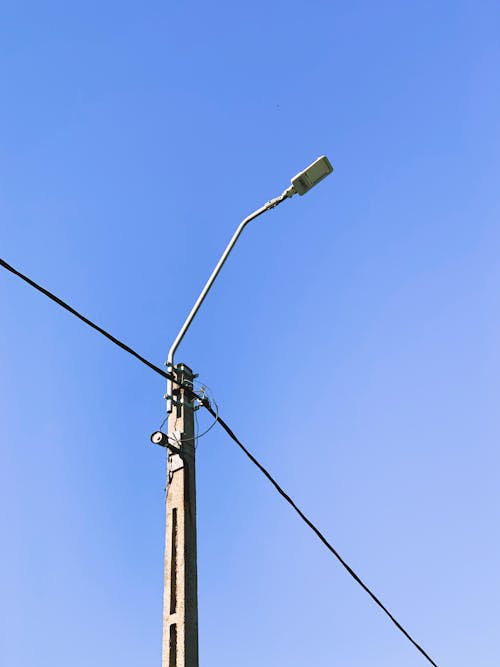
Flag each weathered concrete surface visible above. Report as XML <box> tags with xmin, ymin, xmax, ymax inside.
<box><xmin>162</xmin><ymin>364</ymin><xmax>198</xmax><ymax>667</ymax></box>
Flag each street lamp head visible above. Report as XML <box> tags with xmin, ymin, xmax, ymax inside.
<box><xmin>290</xmin><ymin>155</ymin><xmax>333</xmax><ymax>196</ymax></box>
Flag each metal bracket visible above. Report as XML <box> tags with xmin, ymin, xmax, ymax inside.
<box><xmin>165</xmin><ymin>363</ymin><xmax>197</xmax><ymax>414</ymax></box>
<box><xmin>163</xmin><ymin>393</ymin><xmax>183</xmax><ymax>408</ymax></box>
<box><xmin>168</xmin><ymin>452</ymin><xmax>184</xmax><ymax>475</ymax></box>
<box><xmin>151</xmin><ymin>430</ymin><xmax>185</xmax><ymax>475</ymax></box>
<box><xmin>167</xmin><ymin>430</ymin><xmax>184</xmax><ymax>475</ymax></box>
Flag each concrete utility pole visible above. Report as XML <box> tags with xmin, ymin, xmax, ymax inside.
<box><xmin>153</xmin><ymin>156</ymin><xmax>333</xmax><ymax>667</ymax></box>
<box><xmin>162</xmin><ymin>363</ymin><xmax>198</xmax><ymax>667</ymax></box>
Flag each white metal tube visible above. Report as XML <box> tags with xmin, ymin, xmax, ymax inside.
<box><xmin>167</xmin><ymin>204</ymin><xmax>266</xmax><ymax>367</ymax></box>
<box><xmin>166</xmin><ymin>190</ymin><xmax>292</xmax><ymax>408</ymax></box>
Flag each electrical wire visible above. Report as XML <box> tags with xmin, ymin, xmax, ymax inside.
<box><xmin>193</xmin><ymin>397</ymin><xmax>219</xmax><ymax>442</ymax></box>
<box><xmin>158</xmin><ymin>382</ymin><xmax>219</xmax><ymax>448</ymax></box>
<box><xmin>194</xmin><ymin>409</ymin><xmax>200</xmax><ymax>449</ymax></box>
<box><xmin>203</xmin><ymin>403</ymin><xmax>439</xmax><ymax>667</ymax></box>
<box><xmin>0</xmin><ymin>255</ymin><xmax>439</xmax><ymax>666</ymax></box>
<box><xmin>180</xmin><ymin>382</ymin><xmax>220</xmax><ymax>445</ymax></box>
<box><xmin>0</xmin><ymin>257</ymin><xmax>177</xmax><ymax>386</ymax></box>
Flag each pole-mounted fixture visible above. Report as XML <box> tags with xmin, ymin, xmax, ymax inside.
<box><xmin>165</xmin><ymin>155</ymin><xmax>334</xmax><ymax>411</ymax></box>
<box><xmin>290</xmin><ymin>155</ymin><xmax>333</xmax><ymax>195</ymax></box>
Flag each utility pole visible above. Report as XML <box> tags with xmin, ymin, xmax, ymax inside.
<box><xmin>152</xmin><ymin>156</ymin><xmax>333</xmax><ymax>667</ymax></box>
<box><xmin>162</xmin><ymin>363</ymin><xmax>198</xmax><ymax>667</ymax></box>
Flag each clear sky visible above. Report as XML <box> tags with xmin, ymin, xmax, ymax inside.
<box><xmin>1</xmin><ymin>1</ymin><xmax>499</xmax><ymax>665</ymax></box>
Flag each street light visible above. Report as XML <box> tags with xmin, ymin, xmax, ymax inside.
<box><xmin>290</xmin><ymin>155</ymin><xmax>334</xmax><ymax>196</ymax></box>
<box><xmin>165</xmin><ymin>154</ymin><xmax>334</xmax><ymax>398</ymax></box>
<box><xmin>160</xmin><ymin>155</ymin><xmax>333</xmax><ymax>667</ymax></box>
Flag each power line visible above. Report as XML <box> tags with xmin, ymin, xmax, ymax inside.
<box><xmin>204</xmin><ymin>403</ymin><xmax>439</xmax><ymax>667</ymax></box>
<box><xmin>0</xmin><ymin>257</ymin><xmax>176</xmax><ymax>386</ymax></box>
<box><xmin>0</xmin><ymin>255</ymin><xmax>439</xmax><ymax>666</ymax></box>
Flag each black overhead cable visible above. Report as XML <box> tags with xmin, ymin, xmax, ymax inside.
<box><xmin>203</xmin><ymin>402</ymin><xmax>439</xmax><ymax>667</ymax></box>
<box><xmin>0</xmin><ymin>257</ymin><xmax>177</xmax><ymax>386</ymax></box>
<box><xmin>0</xmin><ymin>255</ymin><xmax>439</xmax><ymax>667</ymax></box>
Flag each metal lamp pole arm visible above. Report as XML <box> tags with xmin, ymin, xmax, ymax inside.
<box><xmin>165</xmin><ymin>154</ymin><xmax>334</xmax><ymax>408</ymax></box>
<box><xmin>166</xmin><ymin>187</ymin><xmax>294</xmax><ymax>395</ymax></box>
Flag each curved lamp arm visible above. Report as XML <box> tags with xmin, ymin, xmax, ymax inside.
<box><xmin>166</xmin><ymin>155</ymin><xmax>333</xmax><ymax>411</ymax></box>
<box><xmin>167</xmin><ymin>188</ymin><xmax>293</xmax><ymax>369</ymax></box>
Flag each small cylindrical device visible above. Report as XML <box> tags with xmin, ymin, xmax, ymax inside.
<box><xmin>151</xmin><ymin>430</ymin><xmax>168</xmax><ymax>446</ymax></box>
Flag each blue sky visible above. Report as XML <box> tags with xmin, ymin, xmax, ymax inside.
<box><xmin>1</xmin><ymin>1</ymin><xmax>499</xmax><ymax>665</ymax></box>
